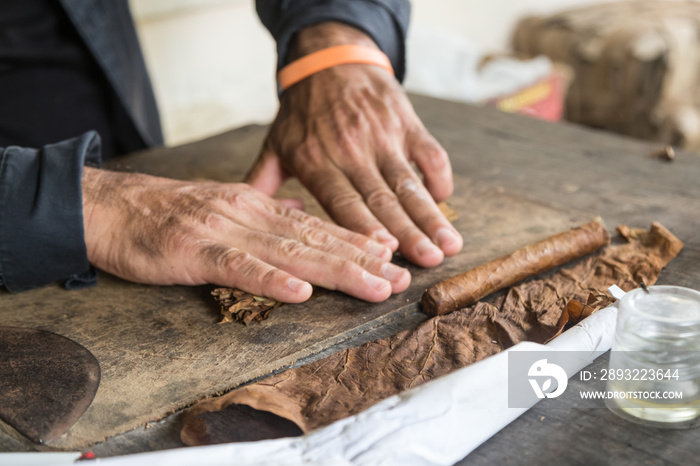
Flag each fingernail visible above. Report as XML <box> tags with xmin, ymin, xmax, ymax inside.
<box><xmin>366</xmin><ymin>241</ymin><xmax>390</xmax><ymax>258</ymax></box>
<box><xmin>363</xmin><ymin>271</ymin><xmax>391</xmax><ymax>291</ymax></box>
<box><xmin>381</xmin><ymin>263</ymin><xmax>406</xmax><ymax>282</ymax></box>
<box><xmin>416</xmin><ymin>238</ymin><xmax>440</xmax><ymax>257</ymax></box>
<box><xmin>287</xmin><ymin>277</ymin><xmax>307</xmax><ymax>293</ymax></box>
<box><xmin>434</xmin><ymin>227</ymin><xmax>460</xmax><ymax>250</ymax></box>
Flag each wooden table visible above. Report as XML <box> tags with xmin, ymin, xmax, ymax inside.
<box><xmin>2</xmin><ymin>95</ymin><xmax>699</xmax><ymax>464</ymax></box>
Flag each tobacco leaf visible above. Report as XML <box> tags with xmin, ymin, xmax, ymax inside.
<box><xmin>438</xmin><ymin>201</ymin><xmax>458</xmax><ymax>222</ymax></box>
<box><xmin>212</xmin><ymin>289</ymin><xmax>280</xmax><ymax>325</ymax></box>
<box><xmin>183</xmin><ymin>222</ymin><xmax>683</xmax><ymax>445</ymax></box>
<box><xmin>547</xmin><ymin>290</ymin><xmax>613</xmax><ymax>343</ymax></box>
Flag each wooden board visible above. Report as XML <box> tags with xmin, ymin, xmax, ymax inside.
<box><xmin>0</xmin><ymin>174</ymin><xmax>589</xmax><ymax>450</ymax></box>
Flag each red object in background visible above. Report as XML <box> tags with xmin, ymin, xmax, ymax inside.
<box><xmin>485</xmin><ymin>66</ymin><xmax>571</xmax><ymax>122</ymax></box>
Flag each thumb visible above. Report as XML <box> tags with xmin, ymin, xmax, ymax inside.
<box><xmin>244</xmin><ymin>145</ymin><xmax>288</xmax><ymax>196</ymax></box>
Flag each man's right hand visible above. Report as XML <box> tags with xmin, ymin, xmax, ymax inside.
<box><xmin>81</xmin><ymin>167</ymin><xmax>410</xmax><ymax>303</ymax></box>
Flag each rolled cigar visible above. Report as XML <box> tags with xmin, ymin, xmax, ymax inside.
<box><xmin>421</xmin><ymin>219</ymin><xmax>611</xmax><ymax>316</ymax></box>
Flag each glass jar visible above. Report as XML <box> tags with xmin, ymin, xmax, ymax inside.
<box><xmin>605</xmin><ymin>285</ymin><xmax>700</xmax><ymax>428</ymax></box>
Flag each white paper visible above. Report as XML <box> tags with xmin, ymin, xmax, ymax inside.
<box><xmin>0</xmin><ymin>452</ymin><xmax>81</xmax><ymax>466</ymax></box>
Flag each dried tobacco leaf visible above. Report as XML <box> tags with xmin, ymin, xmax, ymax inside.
<box><xmin>182</xmin><ymin>223</ymin><xmax>683</xmax><ymax>446</ymax></box>
<box><xmin>616</xmin><ymin>224</ymin><xmax>648</xmax><ymax>242</ymax></box>
<box><xmin>212</xmin><ymin>288</ymin><xmax>281</xmax><ymax>325</ymax></box>
<box><xmin>547</xmin><ymin>290</ymin><xmax>613</xmax><ymax>343</ymax></box>
<box><xmin>438</xmin><ymin>201</ymin><xmax>458</xmax><ymax>222</ymax></box>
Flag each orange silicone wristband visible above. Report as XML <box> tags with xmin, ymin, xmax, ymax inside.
<box><xmin>278</xmin><ymin>44</ymin><xmax>394</xmax><ymax>91</ymax></box>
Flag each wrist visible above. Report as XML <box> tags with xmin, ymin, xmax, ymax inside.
<box><xmin>81</xmin><ymin>167</ymin><xmax>105</xmax><ymax>259</ymax></box>
<box><xmin>288</xmin><ymin>22</ymin><xmax>378</xmax><ymax>62</ymax></box>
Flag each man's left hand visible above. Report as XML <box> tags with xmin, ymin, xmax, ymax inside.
<box><xmin>246</xmin><ymin>22</ymin><xmax>463</xmax><ymax>268</ymax></box>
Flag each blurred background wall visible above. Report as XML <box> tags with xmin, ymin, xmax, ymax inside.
<box><xmin>128</xmin><ymin>0</ymin><xmax>622</xmax><ymax>146</ymax></box>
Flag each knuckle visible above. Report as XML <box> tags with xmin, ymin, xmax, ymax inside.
<box><xmin>259</xmin><ymin>267</ymin><xmax>282</xmax><ymax>288</ymax></box>
<box><xmin>373</xmin><ymin>133</ymin><xmax>394</xmax><ymax>156</ymax></box>
<box><xmin>200</xmin><ymin>244</ymin><xmax>250</xmax><ymax>273</ymax></box>
<box><xmin>298</xmin><ymin>225</ymin><xmax>332</xmax><ymax>249</ymax></box>
<box><xmin>393</xmin><ymin>177</ymin><xmax>423</xmax><ymax>199</ymax></box>
<box><xmin>166</xmin><ymin>225</ymin><xmax>197</xmax><ymax>252</ymax></box>
<box><xmin>365</xmin><ymin>188</ymin><xmax>398</xmax><ymax>211</ymax></box>
<box><xmin>295</xmin><ymin>137</ymin><xmax>325</xmax><ymax>167</ymax></box>
<box><xmin>298</xmin><ymin>213</ymin><xmax>325</xmax><ymax>228</ymax></box>
<box><xmin>340</xmin><ymin>145</ymin><xmax>364</xmax><ymax>168</ymax></box>
<box><xmin>221</xmin><ymin>248</ymin><xmax>253</xmax><ymax>272</ymax></box>
<box><xmin>338</xmin><ymin>259</ymin><xmax>361</xmax><ymax>279</ymax></box>
<box><xmin>395</xmin><ymin>223</ymin><xmax>420</xmax><ymax>243</ymax></box>
<box><xmin>203</xmin><ymin>212</ymin><xmax>227</xmax><ymax>232</ymax></box>
<box><xmin>347</xmin><ymin>248</ymin><xmax>375</xmax><ymax>269</ymax></box>
<box><xmin>224</xmin><ymin>191</ymin><xmax>248</xmax><ymax>210</ymax></box>
<box><xmin>327</xmin><ymin>189</ymin><xmax>363</xmax><ymax>211</ymax></box>
<box><xmin>429</xmin><ymin>146</ymin><xmax>450</xmax><ymax>171</ymax></box>
<box><xmin>227</xmin><ymin>187</ymin><xmax>267</xmax><ymax>213</ymax></box>
<box><xmin>276</xmin><ymin>238</ymin><xmax>308</xmax><ymax>260</ymax></box>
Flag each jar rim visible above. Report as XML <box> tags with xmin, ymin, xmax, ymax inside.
<box><xmin>620</xmin><ymin>285</ymin><xmax>700</xmax><ymax>323</ymax></box>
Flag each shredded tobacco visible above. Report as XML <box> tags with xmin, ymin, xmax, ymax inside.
<box><xmin>212</xmin><ymin>288</ymin><xmax>281</xmax><ymax>325</ymax></box>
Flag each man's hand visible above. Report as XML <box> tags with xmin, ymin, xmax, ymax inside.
<box><xmin>81</xmin><ymin>167</ymin><xmax>410</xmax><ymax>303</ymax></box>
<box><xmin>246</xmin><ymin>22</ymin><xmax>463</xmax><ymax>268</ymax></box>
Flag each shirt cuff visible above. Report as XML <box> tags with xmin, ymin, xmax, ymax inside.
<box><xmin>0</xmin><ymin>131</ymin><xmax>101</xmax><ymax>292</ymax></box>
<box><xmin>258</xmin><ymin>0</ymin><xmax>410</xmax><ymax>83</ymax></box>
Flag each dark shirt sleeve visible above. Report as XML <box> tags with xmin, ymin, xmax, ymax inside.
<box><xmin>256</xmin><ymin>0</ymin><xmax>411</xmax><ymax>82</ymax></box>
<box><xmin>0</xmin><ymin>131</ymin><xmax>100</xmax><ymax>292</ymax></box>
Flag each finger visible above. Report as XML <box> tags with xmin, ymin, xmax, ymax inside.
<box><xmin>245</xmin><ymin>145</ymin><xmax>288</xmax><ymax>197</ymax></box>
<box><xmin>407</xmin><ymin>128</ymin><xmax>453</xmax><ymax>202</ymax></box>
<box><xmin>222</xmin><ymin>186</ymin><xmax>393</xmax><ymax>261</ymax></box>
<box><xmin>290</xmin><ymin>222</ymin><xmax>410</xmax><ymax>293</ymax></box>
<box><xmin>269</xmin><ymin>203</ymin><xmax>393</xmax><ymax>262</ymax></box>
<box><xmin>196</xmin><ymin>242</ymin><xmax>313</xmax><ymax>303</ymax></box>
<box><xmin>255</xmin><ymin>209</ymin><xmax>410</xmax><ymax>292</ymax></box>
<box><xmin>236</xmin><ymin>230</ymin><xmax>395</xmax><ymax>302</ymax></box>
<box><xmin>346</xmin><ymin>162</ymin><xmax>445</xmax><ymax>268</ymax></box>
<box><xmin>382</xmin><ymin>156</ymin><xmax>463</xmax><ymax>258</ymax></box>
<box><xmin>299</xmin><ymin>163</ymin><xmax>399</xmax><ymax>252</ymax></box>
